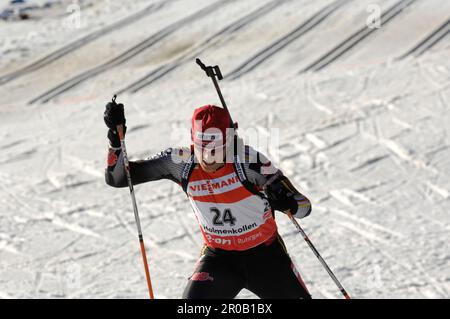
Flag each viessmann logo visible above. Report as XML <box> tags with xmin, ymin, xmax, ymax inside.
<box><xmin>189</xmin><ymin>174</ymin><xmax>240</xmax><ymax>194</ymax></box>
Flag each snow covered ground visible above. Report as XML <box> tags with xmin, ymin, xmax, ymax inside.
<box><xmin>0</xmin><ymin>0</ymin><xmax>449</xmax><ymax>299</ymax></box>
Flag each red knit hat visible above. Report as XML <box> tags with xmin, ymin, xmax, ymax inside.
<box><xmin>191</xmin><ymin>105</ymin><xmax>232</xmax><ymax>149</ymax></box>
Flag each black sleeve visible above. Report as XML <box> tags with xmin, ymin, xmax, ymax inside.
<box><xmin>105</xmin><ymin>146</ymin><xmax>190</xmax><ymax>188</ymax></box>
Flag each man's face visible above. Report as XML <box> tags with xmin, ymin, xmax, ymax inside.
<box><xmin>192</xmin><ymin>128</ymin><xmax>228</xmax><ymax>172</ymax></box>
<box><xmin>194</xmin><ymin>143</ymin><xmax>226</xmax><ymax>172</ymax></box>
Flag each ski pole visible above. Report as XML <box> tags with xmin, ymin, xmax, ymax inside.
<box><xmin>113</xmin><ymin>95</ymin><xmax>155</xmax><ymax>299</ymax></box>
<box><xmin>287</xmin><ymin>212</ymin><xmax>351</xmax><ymax>299</ymax></box>
<box><xmin>195</xmin><ymin>58</ymin><xmax>236</xmax><ymax>129</ymax></box>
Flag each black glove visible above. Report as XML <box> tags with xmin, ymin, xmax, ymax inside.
<box><xmin>265</xmin><ymin>178</ymin><xmax>298</xmax><ymax>214</ymax></box>
<box><xmin>104</xmin><ymin>101</ymin><xmax>126</xmax><ymax>148</ymax></box>
<box><xmin>104</xmin><ymin>101</ymin><xmax>126</xmax><ymax>130</ymax></box>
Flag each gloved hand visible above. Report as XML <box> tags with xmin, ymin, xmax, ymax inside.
<box><xmin>104</xmin><ymin>100</ymin><xmax>126</xmax><ymax>130</ymax></box>
<box><xmin>265</xmin><ymin>178</ymin><xmax>298</xmax><ymax>214</ymax></box>
<box><xmin>104</xmin><ymin>101</ymin><xmax>126</xmax><ymax>148</ymax></box>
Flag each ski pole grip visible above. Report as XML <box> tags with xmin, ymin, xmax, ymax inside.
<box><xmin>286</xmin><ymin>210</ymin><xmax>294</xmax><ymax>219</ymax></box>
<box><xmin>112</xmin><ymin>94</ymin><xmax>125</xmax><ymax>140</ymax></box>
<box><xmin>117</xmin><ymin>124</ymin><xmax>125</xmax><ymax>141</ymax></box>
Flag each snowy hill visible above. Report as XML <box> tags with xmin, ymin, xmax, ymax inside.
<box><xmin>0</xmin><ymin>0</ymin><xmax>449</xmax><ymax>298</ymax></box>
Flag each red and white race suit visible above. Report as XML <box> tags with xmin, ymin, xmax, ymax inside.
<box><xmin>187</xmin><ymin>163</ymin><xmax>277</xmax><ymax>250</ymax></box>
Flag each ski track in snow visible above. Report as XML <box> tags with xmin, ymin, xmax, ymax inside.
<box><xmin>0</xmin><ymin>0</ymin><xmax>449</xmax><ymax>299</ymax></box>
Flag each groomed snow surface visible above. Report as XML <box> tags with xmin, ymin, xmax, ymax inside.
<box><xmin>0</xmin><ymin>0</ymin><xmax>449</xmax><ymax>299</ymax></box>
